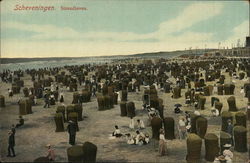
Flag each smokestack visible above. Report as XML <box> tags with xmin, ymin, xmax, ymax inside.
<box><xmin>246</xmin><ymin>37</ymin><xmax>250</xmax><ymax>47</ymax></box>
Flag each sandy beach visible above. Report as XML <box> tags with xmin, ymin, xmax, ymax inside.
<box><xmin>0</xmin><ymin>58</ymin><xmax>249</xmax><ymax>163</ymax></box>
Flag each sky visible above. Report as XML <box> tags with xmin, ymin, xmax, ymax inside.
<box><xmin>1</xmin><ymin>0</ymin><xmax>249</xmax><ymax>58</ymax></box>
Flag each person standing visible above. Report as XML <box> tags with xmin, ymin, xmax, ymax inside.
<box><xmin>178</xmin><ymin>117</ymin><xmax>186</xmax><ymax>139</ymax></box>
<box><xmin>34</xmin><ymin>96</ymin><xmax>37</xmax><ymax>105</ymax></box>
<box><xmin>8</xmin><ymin>88</ymin><xmax>13</xmax><ymax>98</ymax></box>
<box><xmin>43</xmin><ymin>93</ymin><xmax>50</xmax><ymax>108</ymax></box>
<box><xmin>92</xmin><ymin>86</ymin><xmax>96</xmax><ymax>97</ymax></box>
<box><xmin>11</xmin><ymin>124</ymin><xmax>16</xmax><ymax>136</ymax></box>
<box><xmin>59</xmin><ymin>92</ymin><xmax>64</xmax><ymax>103</ymax></box>
<box><xmin>7</xmin><ymin>130</ymin><xmax>15</xmax><ymax>157</ymax></box>
<box><xmin>159</xmin><ymin>129</ymin><xmax>167</xmax><ymax>156</ymax></box>
<box><xmin>46</xmin><ymin>144</ymin><xmax>55</xmax><ymax>161</ymax></box>
<box><xmin>129</xmin><ymin>117</ymin><xmax>134</xmax><ymax>129</ymax></box>
<box><xmin>226</xmin><ymin>119</ymin><xmax>234</xmax><ymax>145</ymax></box>
<box><xmin>67</xmin><ymin>120</ymin><xmax>77</xmax><ymax>145</ymax></box>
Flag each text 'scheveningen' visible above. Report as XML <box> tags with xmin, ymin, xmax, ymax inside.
<box><xmin>14</xmin><ymin>4</ymin><xmax>87</xmax><ymax>12</ymax></box>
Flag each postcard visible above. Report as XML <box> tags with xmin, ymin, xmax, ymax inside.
<box><xmin>0</xmin><ymin>0</ymin><xmax>249</xmax><ymax>162</ymax></box>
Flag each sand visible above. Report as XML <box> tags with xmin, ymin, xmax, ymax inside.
<box><xmin>0</xmin><ymin>60</ymin><xmax>249</xmax><ymax>162</ymax></box>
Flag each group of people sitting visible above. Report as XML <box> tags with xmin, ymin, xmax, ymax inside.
<box><xmin>129</xmin><ymin>118</ymin><xmax>145</xmax><ymax>130</ymax></box>
<box><xmin>111</xmin><ymin>125</ymin><xmax>150</xmax><ymax>146</ymax></box>
<box><xmin>125</xmin><ymin>130</ymin><xmax>150</xmax><ymax>145</ymax></box>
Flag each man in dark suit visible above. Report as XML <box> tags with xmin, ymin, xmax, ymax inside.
<box><xmin>43</xmin><ymin>93</ymin><xmax>50</xmax><ymax>108</ymax></box>
<box><xmin>67</xmin><ymin>120</ymin><xmax>77</xmax><ymax>145</ymax></box>
<box><xmin>7</xmin><ymin>130</ymin><xmax>15</xmax><ymax>157</ymax></box>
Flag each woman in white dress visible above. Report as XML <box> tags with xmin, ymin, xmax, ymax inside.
<box><xmin>137</xmin><ymin>119</ymin><xmax>145</xmax><ymax>129</ymax></box>
<box><xmin>159</xmin><ymin>129</ymin><xmax>167</xmax><ymax>156</ymax></box>
<box><xmin>129</xmin><ymin>117</ymin><xmax>135</xmax><ymax>129</ymax></box>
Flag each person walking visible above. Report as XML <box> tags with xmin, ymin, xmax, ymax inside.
<box><xmin>7</xmin><ymin>130</ymin><xmax>15</xmax><ymax>157</ymax></box>
<box><xmin>67</xmin><ymin>120</ymin><xmax>77</xmax><ymax>145</ymax></box>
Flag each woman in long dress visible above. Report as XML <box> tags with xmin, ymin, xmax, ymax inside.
<box><xmin>129</xmin><ymin>117</ymin><xmax>134</xmax><ymax>129</ymax></box>
<box><xmin>59</xmin><ymin>92</ymin><xmax>64</xmax><ymax>103</ymax></box>
<box><xmin>159</xmin><ymin>129</ymin><xmax>167</xmax><ymax>156</ymax></box>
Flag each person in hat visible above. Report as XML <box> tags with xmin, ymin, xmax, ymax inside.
<box><xmin>8</xmin><ymin>88</ymin><xmax>13</xmax><ymax>98</ymax></box>
<box><xmin>15</xmin><ymin>116</ymin><xmax>24</xmax><ymax>128</ymax></box>
<box><xmin>144</xmin><ymin>134</ymin><xmax>150</xmax><ymax>144</ymax></box>
<box><xmin>43</xmin><ymin>92</ymin><xmax>50</xmax><ymax>108</ymax></box>
<box><xmin>211</xmin><ymin>107</ymin><xmax>219</xmax><ymax>117</ymax></box>
<box><xmin>148</xmin><ymin>108</ymin><xmax>159</xmax><ymax>120</ymax></box>
<box><xmin>222</xmin><ymin>144</ymin><xmax>233</xmax><ymax>163</ymax></box>
<box><xmin>185</xmin><ymin>96</ymin><xmax>191</xmax><ymax>106</ymax></box>
<box><xmin>159</xmin><ymin>129</ymin><xmax>167</xmax><ymax>156</ymax></box>
<box><xmin>174</xmin><ymin>106</ymin><xmax>181</xmax><ymax>114</ymax></box>
<box><xmin>178</xmin><ymin>116</ymin><xmax>186</xmax><ymax>139</ymax></box>
<box><xmin>46</xmin><ymin>144</ymin><xmax>55</xmax><ymax>161</ymax></box>
<box><xmin>59</xmin><ymin>92</ymin><xmax>64</xmax><ymax>103</ymax></box>
<box><xmin>185</xmin><ymin>111</ymin><xmax>191</xmax><ymax>127</ymax></box>
<box><xmin>226</xmin><ymin>119</ymin><xmax>234</xmax><ymax>145</ymax></box>
<box><xmin>7</xmin><ymin>130</ymin><xmax>15</xmax><ymax>157</ymax></box>
<box><xmin>174</xmin><ymin>104</ymin><xmax>182</xmax><ymax>114</ymax></box>
<box><xmin>67</xmin><ymin>120</ymin><xmax>77</xmax><ymax>145</ymax></box>
<box><xmin>240</xmin><ymin>87</ymin><xmax>244</xmax><ymax>94</ymax></box>
<box><xmin>194</xmin><ymin>100</ymin><xmax>198</xmax><ymax>109</ymax></box>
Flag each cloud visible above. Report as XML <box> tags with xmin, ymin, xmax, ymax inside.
<box><xmin>1</xmin><ymin>40</ymin><xmax>216</xmax><ymax>58</ymax></box>
<box><xmin>223</xmin><ymin>20</ymin><xmax>249</xmax><ymax>47</ymax></box>
<box><xmin>3</xmin><ymin>21</ymin><xmax>80</xmax><ymax>39</ymax></box>
<box><xmin>1</xmin><ymin>2</ymin><xmax>227</xmax><ymax>57</ymax></box>
<box><xmin>1</xmin><ymin>0</ymin><xmax>74</xmax><ymax>14</ymax></box>
<box><xmin>2</xmin><ymin>2</ymin><xmax>224</xmax><ymax>42</ymax></box>
<box><xmin>156</xmin><ymin>2</ymin><xmax>223</xmax><ymax>38</ymax></box>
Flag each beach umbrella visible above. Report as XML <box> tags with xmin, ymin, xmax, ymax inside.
<box><xmin>174</xmin><ymin>104</ymin><xmax>182</xmax><ymax>107</ymax></box>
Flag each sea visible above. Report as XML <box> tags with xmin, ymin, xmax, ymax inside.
<box><xmin>0</xmin><ymin>53</ymin><xmax>178</xmax><ymax>72</ymax></box>
<box><xmin>0</xmin><ymin>56</ymin><xmax>127</xmax><ymax>72</ymax></box>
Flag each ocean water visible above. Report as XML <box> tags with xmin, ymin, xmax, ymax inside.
<box><xmin>0</xmin><ymin>54</ymin><xmax>176</xmax><ymax>72</ymax></box>
<box><xmin>0</xmin><ymin>56</ymin><xmax>119</xmax><ymax>72</ymax></box>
